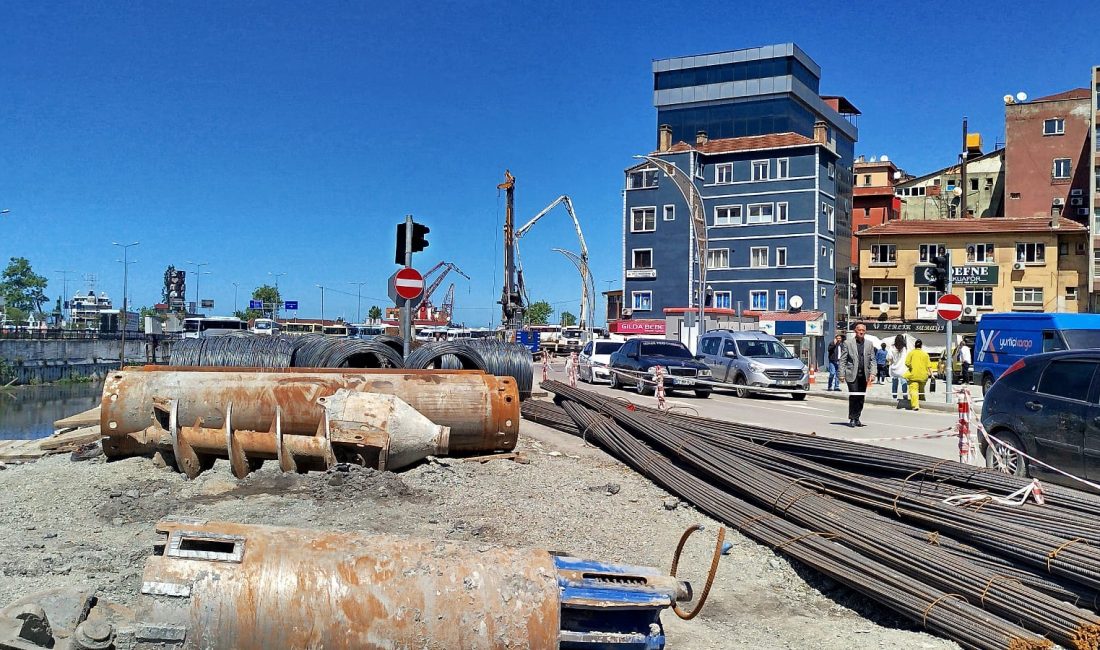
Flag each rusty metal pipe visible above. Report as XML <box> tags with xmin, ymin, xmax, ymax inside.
<box><xmin>101</xmin><ymin>367</ymin><xmax>518</xmax><ymax>457</ymax></box>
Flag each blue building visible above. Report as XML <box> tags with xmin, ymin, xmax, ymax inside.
<box><xmin>622</xmin><ymin>44</ymin><xmax>858</xmax><ymax>357</ymax></box>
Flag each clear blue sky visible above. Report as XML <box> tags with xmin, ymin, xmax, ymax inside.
<box><xmin>1</xmin><ymin>1</ymin><xmax>1095</xmax><ymax>325</ymax></box>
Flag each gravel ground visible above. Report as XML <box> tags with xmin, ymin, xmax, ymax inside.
<box><xmin>0</xmin><ymin>409</ymin><xmax>959</xmax><ymax>649</ymax></box>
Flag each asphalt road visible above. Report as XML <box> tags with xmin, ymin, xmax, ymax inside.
<box><xmin>541</xmin><ymin>367</ymin><xmax>971</xmax><ymax>463</ymax></box>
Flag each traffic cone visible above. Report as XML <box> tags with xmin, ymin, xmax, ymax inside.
<box><xmin>809</xmin><ymin>364</ymin><xmax>816</xmax><ymax>385</ymax></box>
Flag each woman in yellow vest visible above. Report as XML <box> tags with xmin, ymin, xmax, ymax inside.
<box><xmin>904</xmin><ymin>339</ymin><xmax>933</xmax><ymax>411</ymax></box>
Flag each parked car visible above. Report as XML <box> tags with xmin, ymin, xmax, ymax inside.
<box><xmin>697</xmin><ymin>330</ymin><xmax>807</xmax><ymax>400</ymax></box>
<box><xmin>975</xmin><ymin>313</ymin><xmax>1100</xmax><ymax>394</ymax></box>
<box><xmin>578</xmin><ymin>339</ymin><xmax>623</xmax><ymax>384</ymax></box>
<box><xmin>980</xmin><ymin>349</ymin><xmax>1100</xmax><ymax>489</ymax></box>
<box><xmin>608</xmin><ymin>338</ymin><xmax>713</xmax><ymax>398</ymax></box>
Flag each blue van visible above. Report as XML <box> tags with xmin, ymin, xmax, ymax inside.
<box><xmin>975</xmin><ymin>313</ymin><xmax>1100</xmax><ymax>393</ymax></box>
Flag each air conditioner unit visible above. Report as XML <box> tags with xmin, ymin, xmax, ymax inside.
<box><xmin>963</xmin><ymin>306</ymin><xmax>976</xmax><ymax>316</ymax></box>
<box><xmin>1071</xmin><ymin>198</ymin><xmax>1083</xmax><ymax>206</ymax></box>
<box><xmin>1071</xmin><ymin>188</ymin><xmax>1084</xmax><ymax>196</ymax></box>
<box><xmin>1013</xmin><ymin>262</ymin><xmax>1026</xmax><ymax>271</ymax></box>
<box><xmin>1052</xmin><ymin>197</ymin><xmax>1065</xmax><ymax>206</ymax></box>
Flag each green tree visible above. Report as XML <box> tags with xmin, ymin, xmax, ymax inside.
<box><xmin>0</xmin><ymin>257</ymin><xmax>49</xmax><ymax>320</ymax></box>
<box><xmin>234</xmin><ymin>284</ymin><xmax>283</xmax><ymax>321</ymax></box>
<box><xmin>559</xmin><ymin>311</ymin><xmax>577</xmax><ymax>327</ymax></box>
<box><xmin>368</xmin><ymin>305</ymin><xmax>383</xmax><ymax>322</ymax></box>
<box><xmin>525</xmin><ymin>300</ymin><xmax>554</xmax><ymax>326</ymax></box>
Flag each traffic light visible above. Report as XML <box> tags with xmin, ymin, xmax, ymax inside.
<box><xmin>931</xmin><ymin>254</ymin><xmax>950</xmax><ymax>292</ymax></box>
<box><xmin>395</xmin><ymin>221</ymin><xmax>431</xmax><ymax>264</ymax></box>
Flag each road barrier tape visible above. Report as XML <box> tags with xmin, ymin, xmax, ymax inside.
<box><xmin>975</xmin><ymin>412</ymin><xmax>1100</xmax><ymax>493</ymax></box>
<box><xmin>831</xmin><ymin>426</ymin><xmax>958</xmax><ymax>443</ymax></box>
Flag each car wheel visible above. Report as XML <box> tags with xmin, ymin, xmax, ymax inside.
<box><xmin>694</xmin><ymin>389</ymin><xmax>711</xmax><ymax>399</ymax></box>
<box><xmin>982</xmin><ymin>374</ymin><xmax>995</xmax><ymax>395</ymax></box>
<box><xmin>609</xmin><ymin>371</ymin><xmax>620</xmax><ymax>390</ymax></box>
<box><xmin>734</xmin><ymin>375</ymin><xmax>749</xmax><ymax>398</ymax></box>
<box><xmin>636</xmin><ymin>375</ymin><xmax>654</xmax><ymax>396</ymax></box>
<box><xmin>985</xmin><ymin>430</ymin><xmax>1028</xmax><ymax>478</ymax></box>
<box><xmin>791</xmin><ymin>391</ymin><xmax>807</xmax><ymax>401</ymax></box>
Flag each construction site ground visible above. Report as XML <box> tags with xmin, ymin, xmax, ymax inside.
<box><xmin>0</xmin><ymin>384</ymin><xmax>966</xmax><ymax>649</ymax></box>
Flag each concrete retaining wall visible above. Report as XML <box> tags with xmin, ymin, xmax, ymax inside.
<box><xmin>4</xmin><ymin>361</ymin><xmax>120</xmax><ymax>385</ymax></box>
<box><xmin>0</xmin><ymin>339</ymin><xmax>164</xmax><ymax>364</ymax></box>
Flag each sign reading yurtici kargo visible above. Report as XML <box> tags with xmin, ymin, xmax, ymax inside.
<box><xmin>913</xmin><ymin>265</ymin><xmax>998</xmax><ymax>286</ymax></box>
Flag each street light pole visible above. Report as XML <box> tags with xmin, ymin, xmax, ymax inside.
<box><xmin>55</xmin><ymin>270</ymin><xmax>77</xmax><ymax>329</ymax></box>
<box><xmin>186</xmin><ymin>261</ymin><xmax>210</xmax><ymax>314</ymax></box>
<box><xmin>349</xmin><ymin>282</ymin><xmax>368</xmax><ymax>323</ymax></box>
<box><xmin>269</xmin><ymin>272</ymin><xmax>287</xmax><ymax>320</ymax></box>
<box><xmin>113</xmin><ymin>242</ymin><xmax>140</xmax><ymax>365</ymax></box>
<box><xmin>232</xmin><ymin>282</ymin><xmax>239</xmax><ymax>314</ymax></box>
<box><xmin>316</xmin><ymin>285</ymin><xmax>325</xmax><ymax>323</ymax></box>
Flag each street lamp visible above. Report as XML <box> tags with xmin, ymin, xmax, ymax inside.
<box><xmin>315</xmin><ymin>284</ymin><xmax>325</xmax><ymax>323</ymax></box>
<box><xmin>269</xmin><ymin>272</ymin><xmax>287</xmax><ymax>319</ymax></box>
<box><xmin>232</xmin><ymin>282</ymin><xmax>239</xmax><ymax>314</ymax></box>
<box><xmin>348</xmin><ymin>281</ymin><xmax>369</xmax><ymax>323</ymax></box>
<box><xmin>55</xmin><ymin>270</ymin><xmax>77</xmax><ymax>329</ymax></box>
<box><xmin>186</xmin><ymin>261</ymin><xmax>211</xmax><ymax>314</ymax></box>
<box><xmin>113</xmin><ymin>241</ymin><xmax>140</xmax><ymax>364</ymax></box>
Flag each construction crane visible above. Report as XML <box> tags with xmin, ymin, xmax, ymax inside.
<box><xmin>439</xmin><ymin>283</ymin><xmax>457</xmax><ymax>323</ymax></box>
<box><xmin>421</xmin><ymin>261</ymin><xmax>470</xmax><ymax>315</ymax></box>
<box><xmin>515</xmin><ymin>194</ymin><xmax>592</xmax><ymax>329</ymax></box>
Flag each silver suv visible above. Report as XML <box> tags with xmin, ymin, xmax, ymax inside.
<box><xmin>698</xmin><ymin>330</ymin><xmax>808</xmax><ymax>400</ymax></box>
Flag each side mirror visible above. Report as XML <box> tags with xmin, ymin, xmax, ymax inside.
<box><xmin>725</xmin><ymin>351</ymin><xmax>736</xmax><ymax>358</ymax></box>
<box><xmin>694</xmin><ymin>354</ymin><xmax>705</xmax><ymax>361</ymax></box>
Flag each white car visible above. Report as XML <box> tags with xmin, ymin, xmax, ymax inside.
<box><xmin>579</xmin><ymin>339</ymin><xmax>624</xmax><ymax>383</ymax></box>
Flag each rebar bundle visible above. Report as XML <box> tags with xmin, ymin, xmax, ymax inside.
<box><xmin>532</xmin><ymin>381</ymin><xmax>1100</xmax><ymax>650</ymax></box>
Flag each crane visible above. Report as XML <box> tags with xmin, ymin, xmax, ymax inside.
<box><xmin>420</xmin><ymin>261</ymin><xmax>469</xmax><ymax>320</ymax></box>
<box><xmin>514</xmin><ymin>195</ymin><xmax>592</xmax><ymax>328</ymax></box>
<box><xmin>440</xmin><ymin>283</ymin><xmax>457</xmax><ymax>323</ymax></box>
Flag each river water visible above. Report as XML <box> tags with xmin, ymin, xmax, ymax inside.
<box><xmin>0</xmin><ymin>382</ymin><xmax>103</xmax><ymax>440</ymax></box>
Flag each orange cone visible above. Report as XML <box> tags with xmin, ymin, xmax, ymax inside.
<box><xmin>809</xmin><ymin>364</ymin><xmax>817</xmax><ymax>385</ymax></box>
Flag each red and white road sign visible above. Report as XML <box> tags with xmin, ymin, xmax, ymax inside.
<box><xmin>937</xmin><ymin>293</ymin><xmax>963</xmax><ymax>321</ymax></box>
<box><xmin>393</xmin><ymin>267</ymin><xmax>425</xmax><ymax>300</ymax></box>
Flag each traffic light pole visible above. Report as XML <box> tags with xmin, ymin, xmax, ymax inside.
<box><xmin>402</xmin><ymin>214</ymin><xmax>414</xmax><ymax>358</ymax></box>
<box><xmin>945</xmin><ymin>250</ymin><xmax>954</xmax><ymax>404</ymax></box>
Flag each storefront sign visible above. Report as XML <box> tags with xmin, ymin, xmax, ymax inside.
<box><xmin>612</xmin><ymin>319</ymin><xmax>666</xmax><ymax>335</ymax></box>
<box><xmin>913</xmin><ymin>265</ymin><xmax>998</xmax><ymax>286</ymax></box>
<box><xmin>860</xmin><ymin>321</ymin><xmax>977</xmax><ymax>334</ymax></box>
<box><xmin>625</xmin><ymin>269</ymin><xmax>657</xmax><ymax>279</ymax></box>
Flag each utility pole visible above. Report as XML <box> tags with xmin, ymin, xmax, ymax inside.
<box><xmin>269</xmin><ymin>272</ymin><xmax>286</xmax><ymax>319</ymax></box>
<box><xmin>113</xmin><ymin>242</ymin><xmax>139</xmax><ymax>365</ymax></box>
<box><xmin>349</xmin><ymin>281</ymin><xmax>368</xmax><ymax>323</ymax></box>
<box><xmin>55</xmin><ymin>270</ymin><xmax>76</xmax><ymax>329</ymax></box>
<box><xmin>960</xmin><ymin>117</ymin><xmax>968</xmax><ymax>220</ymax></box>
<box><xmin>186</xmin><ymin>261</ymin><xmax>210</xmax><ymax>314</ymax></box>
<box><xmin>316</xmin><ymin>285</ymin><xmax>325</xmax><ymax>324</ymax></box>
<box><xmin>945</xmin><ymin>118</ymin><xmax>967</xmax><ymax>403</ymax></box>
<box><xmin>232</xmin><ymin>282</ymin><xmax>239</xmax><ymax>313</ymax></box>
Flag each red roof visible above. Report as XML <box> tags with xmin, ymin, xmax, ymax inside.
<box><xmin>1031</xmin><ymin>88</ymin><xmax>1090</xmax><ymax>103</ymax></box>
<box><xmin>664</xmin><ymin>132</ymin><xmax>817</xmax><ymax>155</ymax></box>
<box><xmin>743</xmin><ymin>310</ymin><xmax>825</xmax><ymax>321</ymax></box>
<box><xmin>855</xmin><ymin>217</ymin><xmax>1086</xmax><ymax>237</ymax></box>
<box><xmin>853</xmin><ymin>186</ymin><xmax>896</xmax><ymax>197</ymax></box>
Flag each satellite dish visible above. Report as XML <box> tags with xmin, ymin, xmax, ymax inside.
<box><xmin>1016</xmin><ymin>91</ymin><xmax>1028</xmax><ymax>102</ymax></box>
<box><xmin>880</xmin><ymin>154</ymin><xmax>889</xmax><ymax>162</ymax></box>
<box><xmin>878</xmin><ymin>302</ymin><xmax>890</xmax><ymax>314</ymax></box>
<box><xmin>789</xmin><ymin>295</ymin><xmax>804</xmax><ymax>310</ymax></box>
<box><xmin>869</xmin><ymin>156</ymin><xmax>877</xmax><ymax>162</ymax></box>
<box><xmin>893</xmin><ymin>171</ymin><xmax>903</xmax><ymax>180</ymax></box>
<box><xmin>952</xmin><ymin>187</ymin><xmax>963</xmax><ymax>197</ymax></box>
<box><xmin>1003</xmin><ymin>94</ymin><xmax>1015</xmax><ymax>105</ymax></box>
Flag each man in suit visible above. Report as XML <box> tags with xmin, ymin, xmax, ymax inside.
<box><xmin>838</xmin><ymin>323</ymin><xmax>876</xmax><ymax>427</ymax></box>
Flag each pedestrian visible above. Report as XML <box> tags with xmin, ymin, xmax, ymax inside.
<box><xmin>827</xmin><ymin>334</ymin><xmax>843</xmax><ymax>391</ymax></box>
<box><xmin>956</xmin><ymin>341</ymin><xmax>972</xmax><ymax>384</ymax></box>
<box><xmin>887</xmin><ymin>334</ymin><xmax>908</xmax><ymax>406</ymax></box>
<box><xmin>876</xmin><ymin>342</ymin><xmax>888</xmax><ymax>382</ymax></box>
<box><xmin>839</xmin><ymin>323</ymin><xmax>876</xmax><ymax>427</ymax></box>
<box><xmin>904</xmin><ymin>339</ymin><xmax>933</xmax><ymax>411</ymax></box>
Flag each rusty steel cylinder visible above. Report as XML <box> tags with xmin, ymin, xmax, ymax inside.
<box><xmin>101</xmin><ymin>366</ymin><xmax>519</xmax><ymax>455</ymax></box>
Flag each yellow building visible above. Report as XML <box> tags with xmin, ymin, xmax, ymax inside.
<box><xmin>854</xmin><ymin>217</ymin><xmax>1088</xmax><ymax>321</ymax></box>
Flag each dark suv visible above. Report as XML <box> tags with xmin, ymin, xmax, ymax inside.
<box><xmin>608</xmin><ymin>338</ymin><xmax>713</xmax><ymax>398</ymax></box>
<box><xmin>980</xmin><ymin>349</ymin><xmax>1100</xmax><ymax>488</ymax></box>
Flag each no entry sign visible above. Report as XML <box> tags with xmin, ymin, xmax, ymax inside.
<box><xmin>392</xmin><ymin>267</ymin><xmax>424</xmax><ymax>300</ymax></box>
<box><xmin>937</xmin><ymin>293</ymin><xmax>963</xmax><ymax>321</ymax></box>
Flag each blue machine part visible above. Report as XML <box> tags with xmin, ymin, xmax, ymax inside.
<box><xmin>517</xmin><ymin>329</ymin><xmax>541</xmax><ymax>353</ymax></box>
<box><xmin>553</xmin><ymin>555</ymin><xmax>691</xmax><ymax>649</ymax></box>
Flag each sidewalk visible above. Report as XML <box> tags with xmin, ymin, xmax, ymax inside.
<box><xmin>807</xmin><ymin>371</ymin><xmax>973</xmax><ymax>413</ymax></box>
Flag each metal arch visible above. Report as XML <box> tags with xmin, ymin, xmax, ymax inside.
<box><xmin>552</xmin><ymin>248</ymin><xmax>596</xmax><ymax>337</ymax></box>
<box><xmin>515</xmin><ymin>195</ymin><xmax>592</xmax><ymax>327</ymax></box>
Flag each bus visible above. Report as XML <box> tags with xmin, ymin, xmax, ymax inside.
<box><xmin>349</xmin><ymin>324</ymin><xmax>385</xmax><ymax>338</ymax></box>
<box><xmin>250</xmin><ymin>318</ymin><xmax>280</xmax><ymax>336</ymax></box>
<box><xmin>282</xmin><ymin>322</ymin><xmax>321</xmax><ymax>336</ymax></box>
<box><xmin>183</xmin><ymin>317</ymin><xmax>248</xmax><ymax>338</ymax></box>
<box><xmin>323</xmin><ymin>324</ymin><xmax>349</xmax><ymax>337</ymax></box>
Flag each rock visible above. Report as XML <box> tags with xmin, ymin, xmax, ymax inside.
<box><xmin>548</xmin><ymin>451</ymin><xmax>563</xmax><ymax>457</ymax></box>
<box><xmin>43</xmin><ymin>533</ymin><xmax>57</xmax><ymax>539</ymax></box>
<box><xmin>123</xmin><ymin>490</ymin><xmax>140</xmax><ymax>500</ymax></box>
<box><xmin>605</xmin><ymin>484</ymin><xmax>621</xmax><ymax>496</ymax></box>
<box><xmin>663</xmin><ymin>497</ymin><xmax>680</xmax><ymax>511</ymax></box>
<box><xmin>0</xmin><ymin>461</ymin><xmax>6</xmax><ymax>470</ymax></box>
<box><xmin>108</xmin><ymin>491</ymin><xmax>123</xmax><ymax>499</ymax></box>
<box><xmin>327</xmin><ymin>474</ymin><xmax>345</xmax><ymax>487</ymax></box>
<box><xmin>428</xmin><ymin>518</ymin><xmax>439</xmax><ymax>524</ymax></box>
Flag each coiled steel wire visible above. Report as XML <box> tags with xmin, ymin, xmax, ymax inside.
<box><xmin>462</xmin><ymin>339</ymin><xmax>534</xmax><ymax>399</ymax></box>
<box><xmin>317</xmin><ymin>338</ymin><xmax>405</xmax><ymax>368</ymax></box>
<box><xmin>404</xmin><ymin>341</ymin><xmax>487</xmax><ymax>371</ymax></box>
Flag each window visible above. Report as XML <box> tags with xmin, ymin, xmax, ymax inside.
<box><xmin>970</xmin><ymin>178</ymin><xmax>979</xmax><ymax>191</ymax></box>
<box><xmin>1068</xmin><ymin>286</ymin><xmax>1079</xmax><ymax>300</ymax></box>
<box><xmin>821</xmin><ymin>245</ymin><xmax>827</xmax><ymax>257</ymax></box>
<box><xmin>964</xmin><ymin>243</ymin><xmax>994</xmax><ymax>263</ymax></box>
<box><xmin>1060</xmin><ymin>242</ymin><xmax>1069</xmax><ymax>256</ymax></box>
<box><xmin>1016</xmin><ymin>242</ymin><xmax>1046</xmax><ymax>264</ymax></box>
<box><xmin>1013</xmin><ymin>287</ymin><xmax>1044</xmax><ymax>306</ymax></box>
<box><xmin>820</xmin><ymin>287</ymin><xmax>828</xmax><ymax>298</ymax></box>
<box><xmin>821</xmin><ymin>201</ymin><xmax>828</xmax><ymax>215</ymax></box>
<box><xmin>1043</xmin><ymin>118</ymin><xmax>1065</xmax><ymax>136</ymax></box>
<box><xmin>946</xmin><ymin>178</ymin><xmax>956</xmax><ymax>191</ymax></box>
<box><xmin>918</xmin><ymin>287</ymin><xmax>939</xmax><ymax>307</ymax></box>
<box><xmin>1077</xmin><ymin>242</ymin><xmax>1087</xmax><ymax>255</ymax></box>
<box><xmin>870</xmin><ymin>286</ymin><xmax>899</xmax><ymax>306</ymax></box>
<box><xmin>918</xmin><ymin>243</ymin><xmax>946</xmax><ymax>263</ymax></box>
<box><xmin>750</xmin><ymin>290</ymin><xmax>768</xmax><ymax>310</ymax></box>
<box><xmin>776</xmin><ymin>248</ymin><xmax>787</xmax><ymax>267</ymax></box>
<box><xmin>871</xmin><ymin>244</ymin><xmax>896</xmax><ymax>265</ymax></box>
<box><xmin>631</xmin><ymin>291</ymin><xmax>652</xmax><ymax>311</ymax></box>
<box><xmin>714</xmin><ymin>205</ymin><xmax>742</xmax><ymax>226</ymax></box>
<box><xmin>984</xmin><ymin>178</ymin><xmax>993</xmax><ymax>191</ymax></box>
<box><xmin>829</xmin><ymin>250</ymin><xmax>834</xmax><ymax>269</ymax></box>
<box><xmin>775</xmin><ymin>290</ymin><xmax>788</xmax><ymax>311</ymax></box>
<box><xmin>826</xmin><ymin>205</ymin><xmax>835</xmax><ymax>232</ymax></box>
<box><xmin>663</xmin><ymin>205</ymin><xmax>675</xmax><ymax>221</ymax></box>
<box><xmin>747</xmin><ymin>203</ymin><xmax>774</xmax><ymax>224</ymax></box>
<box><xmin>776</xmin><ymin>202</ymin><xmax>788</xmax><ymax>222</ymax></box>
<box><xmin>706</xmin><ymin>248</ymin><xmax>730</xmax><ymax>269</ymax></box>
<box><xmin>827</xmin><ymin>162</ymin><xmax>835</xmax><ymax>179</ymax></box>
<box><xmin>752</xmin><ymin>160</ymin><xmax>770</xmax><ymax>181</ymax></box>
<box><xmin>713</xmin><ymin>291</ymin><xmax>731</xmax><ymax>309</ymax></box>
<box><xmin>750</xmin><ymin>247</ymin><xmax>769</xmax><ymax>268</ymax></box>
<box><xmin>1037</xmin><ymin>360</ymin><xmax>1096</xmax><ymax>402</ymax></box>
<box><xmin>1053</xmin><ymin>158</ymin><xmax>1071</xmax><ymax>179</ymax></box>
<box><xmin>863</xmin><ymin>174</ymin><xmax>872</xmax><ymax>186</ymax></box>
<box><xmin>964</xmin><ymin>287</ymin><xmax>994</xmax><ymax>309</ymax></box>
<box><xmin>631</xmin><ymin>249</ymin><xmax>653</xmax><ymax>269</ymax></box>
<box><xmin>630</xmin><ymin>207</ymin><xmax>656</xmax><ymax>232</ymax></box>
<box><xmin>776</xmin><ymin>158</ymin><xmax>790</xmax><ymax>179</ymax></box>
<box><xmin>715</xmin><ymin>163</ymin><xmax>733</xmax><ymax>184</ymax></box>
<box><xmin>628</xmin><ymin>169</ymin><xmax>658</xmax><ymax>189</ymax></box>
<box><xmin>1010</xmin><ymin>192</ymin><xmax>1021</xmax><ymax>199</ymax></box>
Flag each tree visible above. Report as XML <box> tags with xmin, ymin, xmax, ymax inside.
<box><xmin>525</xmin><ymin>300</ymin><xmax>553</xmax><ymax>325</ymax></box>
<box><xmin>367</xmin><ymin>305</ymin><xmax>382</xmax><ymax>322</ymax></box>
<box><xmin>559</xmin><ymin>311</ymin><xmax>577</xmax><ymax>327</ymax></box>
<box><xmin>235</xmin><ymin>284</ymin><xmax>283</xmax><ymax>321</ymax></box>
<box><xmin>0</xmin><ymin>257</ymin><xmax>49</xmax><ymax>321</ymax></box>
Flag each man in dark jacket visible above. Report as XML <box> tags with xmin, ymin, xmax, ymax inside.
<box><xmin>838</xmin><ymin>324</ymin><xmax>876</xmax><ymax>427</ymax></box>
<box><xmin>826</xmin><ymin>334</ymin><xmax>842</xmax><ymax>391</ymax></box>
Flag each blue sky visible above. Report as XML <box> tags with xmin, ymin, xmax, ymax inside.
<box><xmin>0</xmin><ymin>1</ymin><xmax>1095</xmax><ymax>326</ymax></box>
